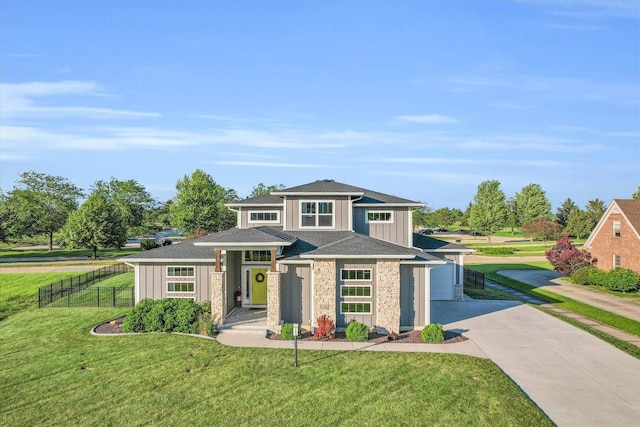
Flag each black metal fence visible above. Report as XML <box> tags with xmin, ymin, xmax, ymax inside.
<box><xmin>463</xmin><ymin>267</ymin><xmax>485</xmax><ymax>290</ymax></box>
<box><xmin>39</xmin><ymin>263</ymin><xmax>134</xmax><ymax>308</ymax></box>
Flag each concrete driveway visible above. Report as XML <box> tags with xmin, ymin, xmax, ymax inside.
<box><xmin>432</xmin><ymin>300</ymin><xmax>640</xmax><ymax>426</ymax></box>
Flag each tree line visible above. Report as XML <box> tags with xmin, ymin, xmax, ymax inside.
<box><xmin>0</xmin><ymin>170</ymin><xmax>282</xmax><ymax>257</ymax></box>
<box><xmin>414</xmin><ymin>180</ymin><xmax>640</xmax><ymax>243</ymax></box>
<box><xmin>1</xmin><ymin>171</ymin><xmax>638</xmax><ymax>254</ymax></box>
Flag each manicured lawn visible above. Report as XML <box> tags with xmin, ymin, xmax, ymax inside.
<box><xmin>0</xmin><ymin>248</ymin><xmax>142</xmax><ymax>260</ymax></box>
<box><xmin>0</xmin><ymin>272</ymin><xmax>80</xmax><ymax>320</ymax></box>
<box><xmin>0</xmin><ymin>308</ymin><xmax>552</xmax><ymax>426</ymax></box>
<box><xmin>468</xmin><ymin>263</ymin><xmax>640</xmax><ymax>339</ymax></box>
<box><xmin>464</xmin><ymin>287</ymin><xmax>517</xmax><ymax>301</ymax></box>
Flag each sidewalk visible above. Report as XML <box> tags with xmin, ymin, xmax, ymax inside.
<box><xmin>498</xmin><ymin>270</ymin><xmax>640</xmax><ymax>323</ymax></box>
<box><xmin>216</xmin><ymin>330</ymin><xmax>488</xmax><ymax>358</ymax></box>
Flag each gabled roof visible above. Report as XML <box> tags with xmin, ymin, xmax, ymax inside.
<box><xmin>193</xmin><ymin>227</ymin><xmax>297</xmax><ymax>247</ymax></box>
<box><xmin>584</xmin><ymin>199</ymin><xmax>640</xmax><ymax>248</ymax></box>
<box><xmin>123</xmin><ymin>234</ymin><xmax>217</xmax><ymax>262</ymax></box>
<box><xmin>227</xmin><ymin>194</ymin><xmax>284</xmax><ymax>207</ymax></box>
<box><xmin>272</xmin><ymin>179</ymin><xmax>366</xmax><ymax>196</ymax></box>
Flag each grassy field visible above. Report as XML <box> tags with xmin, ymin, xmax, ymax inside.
<box><xmin>0</xmin><ymin>273</ymin><xmax>552</xmax><ymax>426</ymax></box>
<box><xmin>464</xmin><ymin>286</ymin><xmax>517</xmax><ymax>301</ymax></box>
<box><xmin>0</xmin><ymin>248</ymin><xmax>141</xmax><ymax>260</ymax></box>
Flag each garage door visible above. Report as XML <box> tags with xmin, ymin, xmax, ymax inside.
<box><xmin>430</xmin><ymin>262</ymin><xmax>454</xmax><ymax>300</ymax></box>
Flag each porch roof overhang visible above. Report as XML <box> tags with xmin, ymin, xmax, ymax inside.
<box><xmin>193</xmin><ymin>242</ymin><xmax>293</xmax><ymax>250</ymax></box>
<box><xmin>193</xmin><ymin>226</ymin><xmax>297</xmax><ymax>250</ymax></box>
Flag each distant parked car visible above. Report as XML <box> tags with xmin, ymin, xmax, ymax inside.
<box><xmin>418</xmin><ymin>228</ymin><xmax>433</xmax><ymax>235</ymax></box>
<box><xmin>434</xmin><ymin>228</ymin><xmax>449</xmax><ymax>232</ymax></box>
<box><xmin>469</xmin><ymin>231</ymin><xmax>483</xmax><ymax>236</ymax></box>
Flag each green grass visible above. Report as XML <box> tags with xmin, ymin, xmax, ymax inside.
<box><xmin>464</xmin><ymin>287</ymin><xmax>518</xmax><ymax>301</ymax></box>
<box><xmin>0</xmin><ymin>308</ymin><xmax>552</xmax><ymax>426</ymax></box>
<box><xmin>0</xmin><ymin>270</ymin><xmax>551</xmax><ymax>426</ymax></box>
<box><xmin>583</xmin><ymin>284</ymin><xmax>640</xmax><ymax>301</ymax></box>
<box><xmin>88</xmin><ymin>271</ymin><xmax>134</xmax><ymax>288</ymax></box>
<box><xmin>0</xmin><ymin>247</ymin><xmax>142</xmax><ymax>260</ymax></box>
<box><xmin>468</xmin><ymin>263</ymin><xmax>640</xmax><ymax>338</ymax></box>
<box><xmin>0</xmin><ymin>272</ymin><xmax>80</xmax><ymax>320</ymax></box>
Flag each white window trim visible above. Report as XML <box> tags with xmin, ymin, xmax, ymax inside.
<box><xmin>248</xmin><ymin>210</ymin><xmax>280</xmax><ymax>224</ymax></box>
<box><xmin>166</xmin><ymin>266</ymin><xmax>195</xmax><ymax>278</ymax></box>
<box><xmin>340</xmin><ymin>284</ymin><xmax>372</xmax><ymax>298</ymax></box>
<box><xmin>340</xmin><ymin>301</ymin><xmax>372</xmax><ymax>314</ymax></box>
<box><xmin>299</xmin><ymin>200</ymin><xmax>335</xmax><ymax>229</ymax></box>
<box><xmin>613</xmin><ymin>254</ymin><xmax>621</xmax><ymax>268</ymax></box>
<box><xmin>365</xmin><ymin>210</ymin><xmax>394</xmax><ymax>224</ymax></box>
<box><xmin>166</xmin><ymin>281</ymin><xmax>196</xmax><ymax>293</ymax></box>
<box><xmin>613</xmin><ymin>220</ymin><xmax>621</xmax><ymax>237</ymax></box>
<box><xmin>340</xmin><ymin>268</ymin><xmax>373</xmax><ymax>281</ymax></box>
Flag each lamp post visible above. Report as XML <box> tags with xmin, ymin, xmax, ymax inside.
<box><xmin>293</xmin><ymin>323</ymin><xmax>299</xmax><ymax>368</ymax></box>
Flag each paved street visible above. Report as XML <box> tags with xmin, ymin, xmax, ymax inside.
<box><xmin>432</xmin><ymin>300</ymin><xmax>640</xmax><ymax>427</ymax></box>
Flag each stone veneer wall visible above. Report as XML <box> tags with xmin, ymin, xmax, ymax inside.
<box><xmin>210</xmin><ymin>272</ymin><xmax>226</xmax><ymax>324</ymax></box>
<box><xmin>313</xmin><ymin>260</ymin><xmax>336</xmax><ymax>326</ymax></box>
<box><xmin>376</xmin><ymin>260</ymin><xmax>401</xmax><ymax>334</ymax></box>
<box><xmin>267</xmin><ymin>271</ymin><xmax>281</xmax><ymax>328</ymax></box>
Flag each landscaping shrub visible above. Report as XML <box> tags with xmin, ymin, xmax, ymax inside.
<box><xmin>122</xmin><ymin>298</ymin><xmax>155</xmax><ymax>332</ymax></box>
<box><xmin>545</xmin><ymin>236</ymin><xmax>592</xmax><ymax>276</ymax></box>
<box><xmin>421</xmin><ymin>323</ymin><xmax>444</xmax><ymax>343</ymax></box>
<box><xmin>140</xmin><ymin>239</ymin><xmax>160</xmax><ymax>250</ymax></box>
<box><xmin>479</xmin><ymin>247</ymin><xmax>514</xmax><ymax>255</ymax></box>
<box><xmin>571</xmin><ymin>266</ymin><xmax>596</xmax><ymax>285</ymax></box>
<box><xmin>345</xmin><ymin>321</ymin><xmax>369</xmax><ymax>342</ymax></box>
<box><xmin>281</xmin><ymin>323</ymin><xmax>301</xmax><ymax>340</ymax></box>
<box><xmin>314</xmin><ymin>315</ymin><xmax>335</xmax><ymax>340</ymax></box>
<box><xmin>122</xmin><ymin>298</ymin><xmax>209</xmax><ymax>334</ymax></box>
<box><xmin>603</xmin><ymin>268</ymin><xmax>639</xmax><ymax>292</ymax></box>
<box><xmin>588</xmin><ymin>268</ymin><xmax>608</xmax><ymax>287</ymax></box>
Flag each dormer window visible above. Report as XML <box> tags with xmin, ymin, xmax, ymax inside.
<box><xmin>613</xmin><ymin>220</ymin><xmax>621</xmax><ymax>237</ymax></box>
<box><xmin>300</xmin><ymin>201</ymin><xmax>334</xmax><ymax>228</ymax></box>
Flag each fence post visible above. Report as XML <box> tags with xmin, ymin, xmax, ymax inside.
<box><xmin>131</xmin><ymin>287</ymin><xmax>135</xmax><ymax>307</ymax></box>
<box><xmin>112</xmin><ymin>287</ymin><xmax>116</xmax><ymax>307</ymax></box>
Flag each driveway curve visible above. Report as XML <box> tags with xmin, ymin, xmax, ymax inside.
<box><xmin>432</xmin><ymin>300</ymin><xmax>640</xmax><ymax>426</ymax></box>
<box><xmin>498</xmin><ymin>270</ymin><xmax>640</xmax><ymax>323</ymax></box>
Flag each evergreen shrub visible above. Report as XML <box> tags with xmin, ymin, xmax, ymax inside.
<box><xmin>345</xmin><ymin>321</ymin><xmax>369</xmax><ymax>342</ymax></box>
<box><xmin>421</xmin><ymin>323</ymin><xmax>445</xmax><ymax>343</ymax></box>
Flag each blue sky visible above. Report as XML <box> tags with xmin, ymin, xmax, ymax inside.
<box><xmin>1</xmin><ymin>0</ymin><xmax>638</xmax><ymax>209</ymax></box>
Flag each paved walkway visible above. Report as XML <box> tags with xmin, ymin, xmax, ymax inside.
<box><xmin>431</xmin><ymin>300</ymin><xmax>640</xmax><ymax>427</ymax></box>
<box><xmin>499</xmin><ymin>270</ymin><xmax>640</xmax><ymax>322</ymax></box>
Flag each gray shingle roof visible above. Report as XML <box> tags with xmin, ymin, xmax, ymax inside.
<box><xmin>413</xmin><ymin>233</ymin><xmax>474</xmax><ymax>252</ymax></box>
<box><xmin>227</xmin><ymin>194</ymin><xmax>284</xmax><ymax>206</ymax></box>
<box><xmin>193</xmin><ymin>227</ymin><xmax>296</xmax><ymax>245</ymax></box>
<box><xmin>123</xmin><ymin>237</ymin><xmax>216</xmax><ymax>261</ymax></box>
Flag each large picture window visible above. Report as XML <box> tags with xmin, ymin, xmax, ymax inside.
<box><xmin>167</xmin><ymin>282</ymin><xmax>195</xmax><ymax>293</ymax></box>
<box><xmin>249</xmin><ymin>211</ymin><xmax>279</xmax><ymax>223</ymax></box>
<box><xmin>167</xmin><ymin>266</ymin><xmax>195</xmax><ymax>277</ymax></box>
<box><xmin>300</xmin><ymin>201</ymin><xmax>334</xmax><ymax>228</ymax></box>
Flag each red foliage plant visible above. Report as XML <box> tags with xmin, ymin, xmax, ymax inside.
<box><xmin>314</xmin><ymin>315</ymin><xmax>335</xmax><ymax>340</ymax></box>
<box><xmin>545</xmin><ymin>236</ymin><xmax>592</xmax><ymax>276</ymax></box>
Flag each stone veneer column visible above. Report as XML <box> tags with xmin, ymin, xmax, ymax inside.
<box><xmin>210</xmin><ymin>272</ymin><xmax>226</xmax><ymax>324</ymax></box>
<box><xmin>313</xmin><ymin>260</ymin><xmax>336</xmax><ymax>326</ymax></box>
<box><xmin>267</xmin><ymin>271</ymin><xmax>281</xmax><ymax>329</ymax></box>
<box><xmin>376</xmin><ymin>260</ymin><xmax>401</xmax><ymax>334</ymax></box>
<box><xmin>454</xmin><ymin>284</ymin><xmax>464</xmax><ymax>301</ymax></box>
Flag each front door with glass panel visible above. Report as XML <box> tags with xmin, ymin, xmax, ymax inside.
<box><xmin>243</xmin><ymin>267</ymin><xmax>267</xmax><ymax>306</ymax></box>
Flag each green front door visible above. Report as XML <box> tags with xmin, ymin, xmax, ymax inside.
<box><xmin>251</xmin><ymin>268</ymin><xmax>268</xmax><ymax>305</ymax></box>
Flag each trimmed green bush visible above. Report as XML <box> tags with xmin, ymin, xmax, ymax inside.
<box><xmin>421</xmin><ymin>323</ymin><xmax>445</xmax><ymax>343</ymax></box>
<box><xmin>571</xmin><ymin>266</ymin><xmax>596</xmax><ymax>285</ymax></box>
<box><xmin>140</xmin><ymin>239</ymin><xmax>160</xmax><ymax>250</ymax></box>
<box><xmin>604</xmin><ymin>268</ymin><xmax>639</xmax><ymax>292</ymax></box>
<box><xmin>281</xmin><ymin>323</ymin><xmax>301</xmax><ymax>340</ymax></box>
<box><xmin>122</xmin><ymin>298</ymin><xmax>209</xmax><ymax>333</ymax></box>
<box><xmin>345</xmin><ymin>321</ymin><xmax>369</xmax><ymax>342</ymax></box>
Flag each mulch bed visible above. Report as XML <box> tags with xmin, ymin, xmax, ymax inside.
<box><xmin>94</xmin><ymin>316</ymin><xmax>126</xmax><ymax>334</ymax></box>
<box><xmin>269</xmin><ymin>329</ymin><xmax>467</xmax><ymax>344</ymax></box>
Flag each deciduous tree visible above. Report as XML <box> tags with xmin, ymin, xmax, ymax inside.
<box><xmin>545</xmin><ymin>236</ymin><xmax>592</xmax><ymax>276</ymax></box>
<box><xmin>169</xmin><ymin>170</ymin><xmax>238</xmax><ymax>234</ymax></box>
<box><xmin>249</xmin><ymin>183</ymin><xmax>285</xmax><ymax>197</ymax></box>
<box><xmin>520</xmin><ymin>218</ymin><xmax>562</xmax><ymax>243</ymax></box>
<box><xmin>632</xmin><ymin>186</ymin><xmax>640</xmax><ymax>200</ymax></box>
<box><xmin>564</xmin><ymin>209</ymin><xmax>594</xmax><ymax>239</ymax></box>
<box><xmin>60</xmin><ymin>191</ymin><xmax>127</xmax><ymax>259</ymax></box>
<box><xmin>513</xmin><ymin>183</ymin><xmax>551</xmax><ymax>227</ymax></box>
<box><xmin>469</xmin><ymin>180</ymin><xmax>508</xmax><ymax>242</ymax></box>
<box><xmin>5</xmin><ymin>171</ymin><xmax>83</xmax><ymax>249</ymax></box>
<box><xmin>92</xmin><ymin>178</ymin><xmax>156</xmax><ymax>235</ymax></box>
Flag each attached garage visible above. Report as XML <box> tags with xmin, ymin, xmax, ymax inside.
<box><xmin>430</xmin><ymin>262</ymin><xmax>455</xmax><ymax>300</ymax></box>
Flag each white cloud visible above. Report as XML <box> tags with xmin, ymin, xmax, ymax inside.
<box><xmin>211</xmin><ymin>161</ymin><xmax>327</xmax><ymax>168</ymax></box>
<box><xmin>395</xmin><ymin>114</ymin><xmax>459</xmax><ymax>124</ymax></box>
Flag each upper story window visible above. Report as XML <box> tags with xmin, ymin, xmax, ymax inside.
<box><xmin>167</xmin><ymin>266</ymin><xmax>195</xmax><ymax>277</ymax></box>
<box><xmin>244</xmin><ymin>250</ymin><xmax>272</xmax><ymax>263</ymax></box>
<box><xmin>613</xmin><ymin>220</ymin><xmax>621</xmax><ymax>237</ymax></box>
<box><xmin>249</xmin><ymin>211</ymin><xmax>279</xmax><ymax>223</ymax></box>
<box><xmin>300</xmin><ymin>201</ymin><xmax>334</xmax><ymax>228</ymax></box>
<box><xmin>366</xmin><ymin>211</ymin><xmax>394</xmax><ymax>223</ymax></box>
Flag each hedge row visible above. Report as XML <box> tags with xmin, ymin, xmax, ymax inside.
<box><xmin>122</xmin><ymin>298</ymin><xmax>215</xmax><ymax>335</ymax></box>
<box><xmin>571</xmin><ymin>266</ymin><xmax>639</xmax><ymax>292</ymax></box>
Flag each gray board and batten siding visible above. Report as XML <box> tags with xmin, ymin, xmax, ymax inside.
<box><xmin>279</xmin><ymin>264</ymin><xmax>312</xmax><ymax>327</ymax></box>
<box><xmin>353</xmin><ymin>207</ymin><xmax>411</xmax><ymax>248</ymax></box>
<box><xmin>400</xmin><ymin>265</ymin><xmax>430</xmax><ymax>329</ymax></box>
<box><xmin>239</xmin><ymin>207</ymin><xmax>284</xmax><ymax>228</ymax></box>
<box><xmin>284</xmin><ymin>196</ymin><xmax>351</xmax><ymax>231</ymax></box>
<box><xmin>137</xmin><ymin>263</ymin><xmax>215</xmax><ymax>303</ymax></box>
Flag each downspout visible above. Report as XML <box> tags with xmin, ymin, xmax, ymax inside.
<box><xmin>124</xmin><ymin>262</ymin><xmax>139</xmax><ymax>304</ymax></box>
<box><xmin>349</xmin><ymin>195</ymin><xmax>363</xmax><ymax>232</ymax></box>
<box><xmin>227</xmin><ymin>206</ymin><xmax>240</xmax><ymax>228</ymax></box>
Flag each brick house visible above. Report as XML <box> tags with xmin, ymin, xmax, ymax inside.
<box><xmin>584</xmin><ymin>199</ymin><xmax>640</xmax><ymax>274</ymax></box>
<box><xmin>123</xmin><ymin>180</ymin><xmax>473</xmax><ymax>334</ymax></box>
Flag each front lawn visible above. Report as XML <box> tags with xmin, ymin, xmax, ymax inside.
<box><xmin>0</xmin><ymin>247</ymin><xmax>142</xmax><ymax>260</ymax></box>
<box><xmin>0</xmin><ymin>308</ymin><xmax>552</xmax><ymax>426</ymax></box>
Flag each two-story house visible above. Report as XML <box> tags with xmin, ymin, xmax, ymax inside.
<box><xmin>584</xmin><ymin>199</ymin><xmax>640</xmax><ymax>274</ymax></box>
<box><xmin>123</xmin><ymin>180</ymin><xmax>473</xmax><ymax>334</ymax></box>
